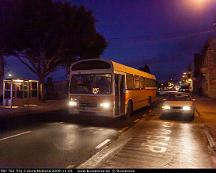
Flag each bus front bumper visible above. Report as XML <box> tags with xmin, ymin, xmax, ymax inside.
<box><xmin>68</xmin><ymin>107</ymin><xmax>114</xmax><ymax>117</ymax></box>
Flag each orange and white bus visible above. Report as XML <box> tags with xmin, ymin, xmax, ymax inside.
<box><xmin>68</xmin><ymin>59</ymin><xmax>156</xmax><ymax>118</ymax></box>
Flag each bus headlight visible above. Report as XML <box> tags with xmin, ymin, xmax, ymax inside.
<box><xmin>68</xmin><ymin>100</ymin><xmax>78</xmax><ymax>107</ymax></box>
<box><xmin>100</xmin><ymin>102</ymin><xmax>111</xmax><ymax>109</ymax></box>
<box><xmin>162</xmin><ymin>105</ymin><xmax>171</xmax><ymax>110</ymax></box>
<box><xmin>183</xmin><ymin>106</ymin><xmax>191</xmax><ymax>111</ymax></box>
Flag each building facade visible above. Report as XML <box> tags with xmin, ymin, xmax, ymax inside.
<box><xmin>193</xmin><ymin>38</ymin><xmax>216</xmax><ymax>98</ymax></box>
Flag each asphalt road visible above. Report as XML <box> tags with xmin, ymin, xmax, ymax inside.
<box><xmin>0</xmin><ymin>99</ymin><xmax>214</xmax><ymax>168</ymax></box>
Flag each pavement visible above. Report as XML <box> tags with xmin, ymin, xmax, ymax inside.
<box><xmin>0</xmin><ymin>100</ymin><xmax>68</xmax><ymax>119</ymax></box>
<box><xmin>79</xmin><ymin>115</ymin><xmax>213</xmax><ymax>168</ymax></box>
<box><xmin>195</xmin><ymin>96</ymin><xmax>216</xmax><ymax>157</ymax></box>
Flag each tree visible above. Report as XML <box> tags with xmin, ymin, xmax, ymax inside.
<box><xmin>0</xmin><ymin>0</ymin><xmax>20</xmax><ymax>96</ymax></box>
<box><xmin>139</xmin><ymin>64</ymin><xmax>151</xmax><ymax>74</ymax></box>
<box><xmin>2</xmin><ymin>0</ymin><xmax>107</xmax><ymax>100</ymax></box>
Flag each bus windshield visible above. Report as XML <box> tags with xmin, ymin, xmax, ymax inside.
<box><xmin>70</xmin><ymin>74</ymin><xmax>112</xmax><ymax>95</ymax></box>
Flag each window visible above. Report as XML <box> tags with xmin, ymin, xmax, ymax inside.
<box><xmin>70</xmin><ymin>74</ymin><xmax>112</xmax><ymax>94</ymax></box>
<box><xmin>126</xmin><ymin>74</ymin><xmax>134</xmax><ymax>89</ymax></box>
<box><xmin>16</xmin><ymin>83</ymin><xmax>23</xmax><ymax>98</ymax></box>
<box><xmin>146</xmin><ymin>78</ymin><xmax>156</xmax><ymax>87</ymax></box>
<box><xmin>140</xmin><ymin>77</ymin><xmax>145</xmax><ymax>89</ymax></box>
<box><xmin>4</xmin><ymin>82</ymin><xmax>11</xmax><ymax>99</ymax></box>
<box><xmin>31</xmin><ymin>82</ymin><xmax>38</xmax><ymax>97</ymax></box>
<box><xmin>72</xmin><ymin>60</ymin><xmax>111</xmax><ymax>70</ymax></box>
<box><xmin>23</xmin><ymin>82</ymin><xmax>28</xmax><ymax>98</ymax></box>
<box><xmin>134</xmin><ymin>75</ymin><xmax>140</xmax><ymax>89</ymax></box>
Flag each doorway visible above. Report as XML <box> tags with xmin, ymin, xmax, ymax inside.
<box><xmin>114</xmin><ymin>74</ymin><xmax>125</xmax><ymax>116</ymax></box>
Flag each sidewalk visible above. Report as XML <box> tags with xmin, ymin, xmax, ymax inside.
<box><xmin>195</xmin><ymin>96</ymin><xmax>216</xmax><ymax>153</ymax></box>
<box><xmin>0</xmin><ymin>100</ymin><xmax>68</xmax><ymax>119</ymax></box>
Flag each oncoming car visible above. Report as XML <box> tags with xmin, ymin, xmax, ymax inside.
<box><xmin>161</xmin><ymin>92</ymin><xmax>195</xmax><ymax>120</ymax></box>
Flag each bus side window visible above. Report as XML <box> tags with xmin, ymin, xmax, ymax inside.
<box><xmin>140</xmin><ymin>77</ymin><xmax>145</xmax><ymax>89</ymax></box>
<box><xmin>126</xmin><ymin>74</ymin><xmax>134</xmax><ymax>90</ymax></box>
<box><xmin>134</xmin><ymin>75</ymin><xmax>140</xmax><ymax>89</ymax></box>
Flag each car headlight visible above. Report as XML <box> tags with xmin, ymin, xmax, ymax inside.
<box><xmin>162</xmin><ymin>105</ymin><xmax>170</xmax><ymax>110</ymax></box>
<box><xmin>183</xmin><ymin>106</ymin><xmax>191</xmax><ymax>111</ymax></box>
<box><xmin>68</xmin><ymin>99</ymin><xmax>78</xmax><ymax>107</ymax></box>
<box><xmin>100</xmin><ymin>102</ymin><xmax>110</xmax><ymax>109</ymax></box>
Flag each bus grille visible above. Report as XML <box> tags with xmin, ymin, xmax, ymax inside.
<box><xmin>172</xmin><ymin>106</ymin><xmax>182</xmax><ymax>109</ymax></box>
<box><xmin>79</xmin><ymin>102</ymin><xmax>98</xmax><ymax>108</ymax></box>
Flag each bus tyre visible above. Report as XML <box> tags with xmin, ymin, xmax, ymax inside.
<box><xmin>148</xmin><ymin>97</ymin><xmax>152</xmax><ymax>107</ymax></box>
<box><xmin>125</xmin><ymin>101</ymin><xmax>133</xmax><ymax>118</ymax></box>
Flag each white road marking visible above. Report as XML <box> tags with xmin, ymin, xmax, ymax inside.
<box><xmin>54</xmin><ymin>122</ymin><xmax>64</xmax><ymax>125</ymax></box>
<box><xmin>133</xmin><ymin>119</ymin><xmax>140</xmax><ymax>123</ymax></box>
<box><xmin>119</xmin><ymin>127</ymin><xmax>129</xmax><ymax>133</ymax></box>
<box><xmin>160</xmin><ymin>129</ymin><xmax>172</xmax><ymax>135</ymax></box>
<box><xmin>66</xmin><ymin>164</ymin><xmax>75</xmax><ymax>168</ymax></box>
<box><xmin>146</xmin><ymin>135</ymin><xmax>170</xmax><ymax>141</ymax></box>
<box><xmin>95</xmin><ymin>139</ymin><xmax>111</xmax><ymax>149</ymax></box>
<box><xmin>146</xmin><ymin>140</ymin><xmax>168</xmax><ymax>146</ymax></box>
<box><xmin>163</xmin><ymin>122</ymin><xmax>173</xmax><ymax>128</ymax></box>
<box><xmin>0</xmin><ymin>131</ymin><xmax>32</xmax><ymax>142</ymax></box>
<box><xmin>141</xmin><ymin>144</ymin><xmax>167</xmax><ymax>153</ymax></box>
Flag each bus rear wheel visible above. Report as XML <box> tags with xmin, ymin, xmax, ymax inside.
<box><xmin>125</xmin><ymin>101</ymin><xmax>133</xmax><ymax>118</ymax></box>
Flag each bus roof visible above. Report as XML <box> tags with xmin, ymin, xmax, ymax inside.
<box><xmin>71</xmin><ymin>59</ymin><xmax>156</xmax><ymax>80</ymax></box>
<box><xmin>111</xmin><ymin>60</ymin><xmax>156</xmax><ymax>80</ymax></box>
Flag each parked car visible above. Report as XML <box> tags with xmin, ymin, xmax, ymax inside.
<box><xmin>161</xmin><ymin>92</ymin><xmax>195</xmax><ymax>120</ymax></box>
<box><xmin>178</xmin><ymin>85</ymin><xmax>190</xmax><ymax>93</ymax></box>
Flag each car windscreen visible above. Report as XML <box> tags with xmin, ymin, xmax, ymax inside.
<box><xmin>70</xmin><ymin>74</ymin><xmax>112</xmax><ymax>95</ymax></box>
<box><xmin>180</xmin><ymin>86</ymin><xmax>189</xmax><ymax>89</ymax></box>
<box><xmin>166</xmin><ymin>93</ymin><xmax>191</xmax><ymax>101</ymax></box>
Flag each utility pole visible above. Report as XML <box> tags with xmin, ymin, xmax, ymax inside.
<box><xmin>0</xmin><ymin>55</ymin><xmax>4</xmax><ymax>97</ymax></box>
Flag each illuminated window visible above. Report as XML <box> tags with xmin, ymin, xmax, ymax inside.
<box><xmin>134</xmin><ymin>75</ymin><xmax>140</xmax><ymax>89</ymax></box>
<box><xmin>140</xmin><ymin>77</ymin><xmax>145</xmax><ymax>89</ymax></box>
<box><xmin>31</xmin><ymin>82</ymin><xmax>38</xmax><ymax>97</ymax></box>
<box><xmin>126</xmin><ymin>74</ymin><xmax>134</xmax><ymax>89</ymax></box>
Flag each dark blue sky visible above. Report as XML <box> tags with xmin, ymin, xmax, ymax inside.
<box><xmin>6</xmin><ymin>0</ymin><xmax>216</xmax><ymax>81</ymax></box>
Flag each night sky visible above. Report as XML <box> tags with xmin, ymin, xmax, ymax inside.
<box><xmin>6</xmin><ymin>0</ymin><xmax>216</xmax><ymax>81</ymax></box>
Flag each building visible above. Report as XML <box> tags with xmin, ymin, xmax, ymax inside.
<box><xmin>193</xmin><ymin>38</ymin><xmax>216</xmax><ymax>98</ymax></box>
<box><xmin>2</xmin><ymin>79</ymin><xmax>39</xmax><ymax>106</ymax></box>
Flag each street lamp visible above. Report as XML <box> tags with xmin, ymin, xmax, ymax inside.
<box><xmin>8</xmin><ymin>73</ymin><xmax>12</xmax><ymax>77</ymax></box>
<box><xmin>183</xmin><ymin>0</ymin><xmax>212</xmax><ymax>11</ymax></box>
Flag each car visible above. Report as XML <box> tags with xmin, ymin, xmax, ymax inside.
<box><xmin>178</xmin><ymin>85</ymin><xmax>190</xmax><ymax>93</ymax></box>
<box><xmin>161</xmin><ymin>92</ymin><xmax>195</xmax><ymax>120</ymax></box>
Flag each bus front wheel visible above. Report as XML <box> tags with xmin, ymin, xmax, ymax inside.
<box><xmin>125</xmin><ymin>101</ymin><xmax>133</xmax><ymax>118</ymax></box>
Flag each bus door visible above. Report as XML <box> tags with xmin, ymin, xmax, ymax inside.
<box><xmin>114</xmin><ymin>74</ymin><xmax>125</xmax><ymax>116</ymax></box>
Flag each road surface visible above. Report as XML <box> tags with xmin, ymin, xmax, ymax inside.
<box><xmin>0</xmin><ymin>99</ymin><xmax>214</xmax><ymax>168</ymax></box>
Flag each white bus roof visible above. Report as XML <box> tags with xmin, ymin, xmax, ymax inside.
<box><xmin>71</xmin><ymin>59</ymin><xmax>156</xmax><ymax>80</ymax></box>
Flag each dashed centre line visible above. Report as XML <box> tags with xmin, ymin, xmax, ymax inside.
<box><xmin>95</xmin><ymin>139</ymin><xmax>111</xmax><ymax>149</ymax></box>
<box><xmin>133</xmin><ymin>119</ymin><xmax>140</xmax><ymax>123</ymax></box>
<box><xmin>54</xmin><ymin>122</ymin><xmax>64</xmax><ymax>125</ymax></box>
<box><xmin>0</xmin><ymin>131</ymin><xmax>32</xmax><ymax>142</ymax></box>
<box><xmin>119</xmin><ymin>127</ymin><xmax>129</xmax><ymax>133</ymax></box>
<box><xmin>66</xmin><ymin>164</ymin><xmax>75</xmax><ymax>168</ymax></box>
